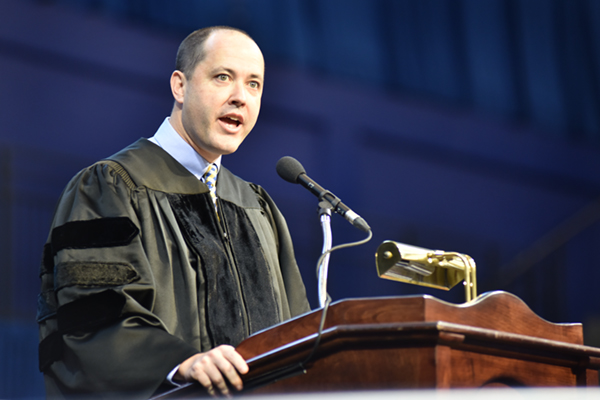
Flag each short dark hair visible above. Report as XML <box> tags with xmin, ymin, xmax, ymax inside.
<box><xmin>175</xmin><ymin>26</ymin><xmax>254</xmax><ymax>78</ymax></box>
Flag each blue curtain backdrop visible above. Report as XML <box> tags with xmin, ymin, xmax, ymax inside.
<box><xmin>42</xmin><ymin>0</ymin><xmax>600</xmax><ymax>144</ymax></box>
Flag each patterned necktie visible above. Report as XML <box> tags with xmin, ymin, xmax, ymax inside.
<box><xmin>203</xmin><ymin>163</ymin><xmax>218</xmax><ymax>211</ymax></box>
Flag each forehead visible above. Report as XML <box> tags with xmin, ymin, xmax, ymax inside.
<box><xmin>199</xmin><ymin>30</ymin><xmax>264</xmax><ymax>77</ymax></box>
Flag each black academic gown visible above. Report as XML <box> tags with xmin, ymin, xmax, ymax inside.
<box><xmin>37</xmin><ymin>139</ymin><xmax>310</xmax><ymax>399</ymax></box>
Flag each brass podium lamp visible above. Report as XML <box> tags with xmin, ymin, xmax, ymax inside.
<box><xmin>376</xmin><ymin>241</ymin><xmax>477</xmax><ymax>302</ymax></box>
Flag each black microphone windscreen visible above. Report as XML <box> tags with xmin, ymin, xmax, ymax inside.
<box><xmin>276</xmin><ymin>156</ymin><xmax>306</xmax><ymax>184</ymax></box>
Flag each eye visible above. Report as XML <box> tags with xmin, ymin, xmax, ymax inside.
<box><xmin>249</xmin><ymin>81</ymin><xmax>260</xmax><ymax>89</ymax></box>
<box><xmin>216</xmin><ymin>74</ymin><xmax>229</xmax><ymax>82</ymax></box>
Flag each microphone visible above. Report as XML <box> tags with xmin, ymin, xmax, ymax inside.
<box><xmin>276</xmin><ymin>156</ymin><xmax>371</xmax><ymax>232</ymax></box>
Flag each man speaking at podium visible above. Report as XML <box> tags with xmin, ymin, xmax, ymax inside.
<box><xmin>37</xmin><ymin>26</ymin><xmax>310</xmax><ymax>398</ymax></box>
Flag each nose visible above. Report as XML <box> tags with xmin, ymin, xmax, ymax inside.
<box><xmin>229</xmin><ymin>81</ymin><xmax>246</xmax><ymax>107</ymax></box>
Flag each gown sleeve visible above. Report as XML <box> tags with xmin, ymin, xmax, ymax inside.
<box><xmin>38</xmin><ymin>162</ymin><xmax>199</xmax><ymax>398</ymax></box>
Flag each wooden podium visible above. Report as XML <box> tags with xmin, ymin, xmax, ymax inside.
<box><xmin>158</xmin><ymin>291</ymin><xmax>600</xmax><ymax>397</ymax></box>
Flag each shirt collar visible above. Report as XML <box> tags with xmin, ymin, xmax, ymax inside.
<box><xmin>149</xmin><ymin>117</ymin><xmax>221</xmax><ymax>180</ymax></box>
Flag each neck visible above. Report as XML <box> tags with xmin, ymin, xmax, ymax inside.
<box><xmin>169</xmin><ymin>108</ymin><xmax>220</xmax><ymax>163</ymax></box>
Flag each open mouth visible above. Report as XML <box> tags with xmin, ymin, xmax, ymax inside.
<box><xmin>219</xmin><ymin>116</ymin><xmax>242</xmax><ymax>128</ymax></box>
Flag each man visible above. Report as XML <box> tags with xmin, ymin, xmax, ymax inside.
<box><xmin>37</xmin><ymin>26</ymin><xmax>310</xmax><ymax>398</ymax></box>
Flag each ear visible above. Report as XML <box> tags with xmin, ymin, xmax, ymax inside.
<box><xmin>170</xmin><ymin>70</ymin><xmax>186</xmax><ymax>104</ymax></box>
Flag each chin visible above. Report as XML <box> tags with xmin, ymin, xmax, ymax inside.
<box><xmin>215</xmin><ymin>145</ymin><xmax>241</xmax><ymax>156</ymax></box>
<box><xmin>221</xmin><ymin>140</ymin><xmax>246</xmax><ymax>154</ymax></box>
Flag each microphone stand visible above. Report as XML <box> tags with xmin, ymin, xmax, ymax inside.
<box><xmin>299</xmin><ymin>197</ymin><xmax>371</xmax><ymax>371</ymax></box>
<box><xmin>317</xmin><ymin>201</ymin><xmax>333</xmax><ymax>308</ymax></box>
